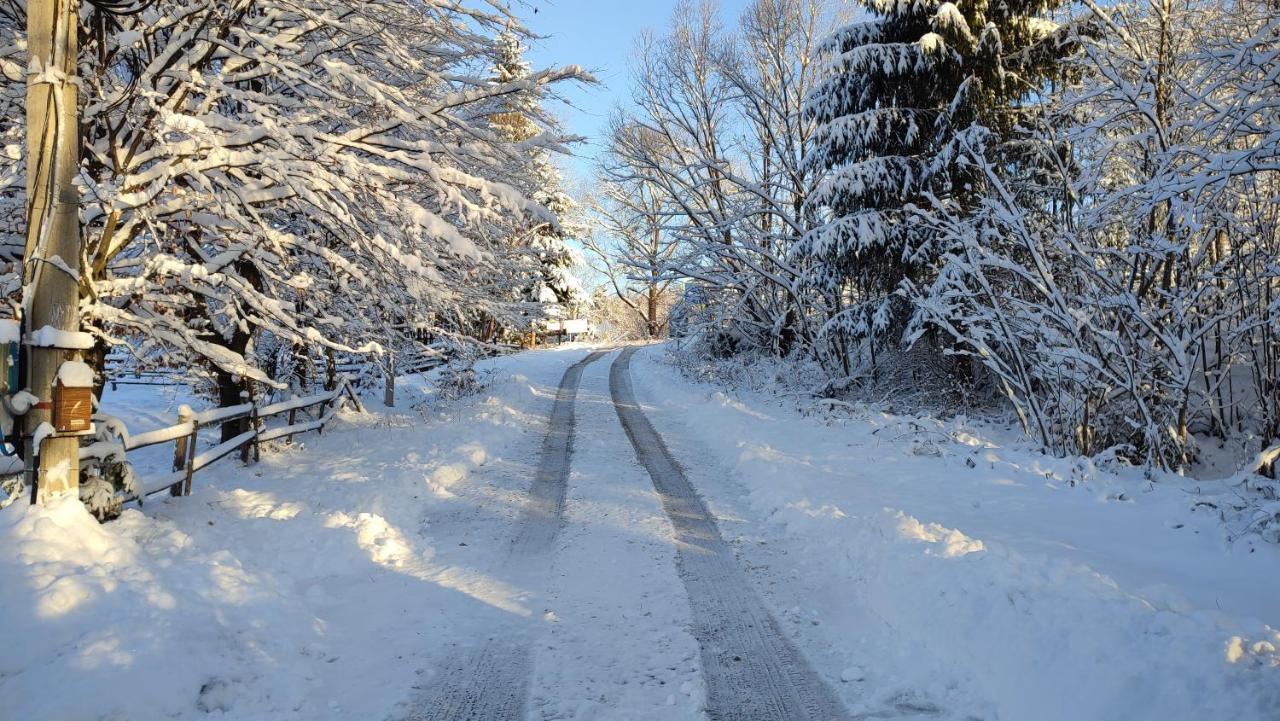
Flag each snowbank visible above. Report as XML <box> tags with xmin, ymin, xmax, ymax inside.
<box><xmin>0</xmin><ymin>347</ymin><xmax>592</xmax><ymax>721</ymax></box>
<box><xmin>631</xmin><ymin>345</ymin><xmax>1280</xmax><ymax>721</ymax></box>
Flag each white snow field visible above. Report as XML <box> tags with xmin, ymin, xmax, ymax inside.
<box><xmin>0</xmin><ymin>345</ymin><xmax>1277</xmax><ymax>721</ymax></box>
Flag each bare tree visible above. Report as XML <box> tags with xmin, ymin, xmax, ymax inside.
<box><xmin>599</xmin><ymin>0</ymin><xmax>838</xmax><ymax>358</ymax></box>
<box><xmin>584</xmin><ymin>159</ymin><xmax>681</xmax><ymax>339</ymax></box>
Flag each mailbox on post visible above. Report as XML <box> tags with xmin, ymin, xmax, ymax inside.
<box><xmin>53</xmin><ymin>361</ymin><xmax>94</xmax><ymax>434</ymax></box>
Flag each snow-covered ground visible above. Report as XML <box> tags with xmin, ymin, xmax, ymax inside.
<box><xmin>0</xmin><ymin>348</ymin><xmax>595</xmax><ymax>721</ymax></box>
<box><xmin>1</xmin><ymin>344</ymin><xmax>1277</xmax><ymax>721</ymax></box>
<box><xmin>629</xmin><ymin>346</ymin><xmax>1280</xmax><ymax>720</ymax></box>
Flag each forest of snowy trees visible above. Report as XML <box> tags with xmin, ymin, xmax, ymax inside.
<box><xmin>2</xmin><ymin>4</ymin><xmax>1276</xmax><ymax>718</ymax></box>
<box><xmin>601</xmin><ymin>0</ymin><xmax>1280</xmax><ymax>478</ymax></box>
<box><xmin>0</xmin><ymin>0</ymin><xmax>1277</xmax><ymax>509</ymax></box>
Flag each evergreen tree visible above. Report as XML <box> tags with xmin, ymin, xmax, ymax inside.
<box><xmin>800</xmin><ymin>0</ymin><xmax>1072</xmax><ymax>362</ymax></box>
<box><xmin>490</xmin><ymin>28</ymin><xmax>585</xmax><ymax>313</ymax></box>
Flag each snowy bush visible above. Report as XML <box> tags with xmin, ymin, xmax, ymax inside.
<box><xmin>911</xmin><ymin>2</ymin><xmax>1280</xmax><ymax>470</ymax></box>
<box><xmin>434</xmin><ymin>363</ymin><xmax>494</xmax><ymax>404</ymax></box>
<box><xmin>78</xmin><ymin>418</ymin><xmax>140</xmax><ymax>522</ymax></box>
<box><xmin>78</xmin><ymin>466</ymin><xmax>122</xmax><ymax>523</ymax></box>
<box><xmin>0</xmin><ymin>471</ymin><xmax>20</xmax><ymax>510</ymax></box>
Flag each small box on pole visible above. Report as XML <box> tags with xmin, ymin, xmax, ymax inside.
<box><xmin>52</xmin><ymin>359</ymin><xmax>94</xmax><ymax>434</ymax></box>
<box><xmin>53</xmin><ymin>381</ymin><xmax>92</xmax><ymax>433</ymax></box>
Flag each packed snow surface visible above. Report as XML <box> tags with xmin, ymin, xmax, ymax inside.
<box><xmin>627</xmin><ymin>346</ymin><xmax>1280</xmax><ymax>721</ymax></box>
<box><xmin>0</xmin><ymin>344</ymin><xmax>1276</xmax><ymax>720</ymax></box>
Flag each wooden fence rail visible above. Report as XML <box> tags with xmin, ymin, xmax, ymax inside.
<box><xmin>82</xmin><ymin>377</ymin><xmax>363</xmax><ymax>503</ymax></box>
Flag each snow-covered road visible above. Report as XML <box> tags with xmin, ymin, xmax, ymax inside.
<box><xmin>610</xmin><ymin>348</ymin><xmax>854</xmax><ymax>721</ymax></box>
<box><xmin>2</xmin><ymin>345</ymin><xmax>1277</xmax><ymax>720</ymax></box>
<box><xmin>409</xmin><ymin>350</ymin><xmax>609</xmax><ymax>720</ymax></box>
<box><xmin>412</xmin><ymin>347</ymin><xmax>858</xmax><ymax>721</ymax></box>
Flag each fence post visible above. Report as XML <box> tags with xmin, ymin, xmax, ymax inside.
<box><xmin>242</xmin><ymin>401</ymin><xmax>261</xmax><ymax>464</ymax></box>
<box><xmin>318</xmin><ymin>386</ymin><xmax>336</xmax><ymax>436</ymax></box>
<box><xmin>286</xmin><ymin>406</ymin><xmax>298</xmax><ymax>444</ymax></box>
<box><xmin>384</xmin><ymin>352</ymin><xmax>395</xmax><ymax>408</ymax></box>
<box><xmin>183</xmin><ymin>420</ymin><xmax>199</xmax><ymax>496</ymax></box>
<box><xmin>343</xmin><ymin>378</ymin><xmax>364</xmax><ymax>413</ymax></box>
<box><xmin>169</xmin><ymin>405</ymin><xmax>193</xmax><ymax>497</ymax></box>
<box><xmin>252</xmin><ymin>401</ymin><xmax>262</xmax><ymax>463</ymax></box>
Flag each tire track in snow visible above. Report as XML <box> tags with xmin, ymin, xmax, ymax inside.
<box><xmin>406</xmin><ymin>350</ymin><xmax>610</xmax><ymax>721</ymax></box>
<box><xmin>526</xmin><ymin>358</ymin><xmax>705</xmax><ymax>720</ymax></box>
<box><xmin>610</xmin><ymin>347</ymin><xmax>853</xmax><ymax>721</ymax></box>
<box><xmin>509</xmin><ymin>350</ymin><xmax>611</xmax><ymax>556</ymax></box>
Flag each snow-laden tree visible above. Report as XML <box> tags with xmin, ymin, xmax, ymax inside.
<box><xmin>602</xmin><ymin>0</ymin><xmax>835</xmax><ymax>358</ymax></box>
<box><xmin>488</xmin><ymin>26</ymin><xmax>585</xmax><ymax>319</ymax></box>
<box><xmin>584</xmin><ymin>172</ymin><xmax>681</xmax><ymax>339</ymax></box>
<box><xmin>722</xmin><ymin>0</ymin><xmax>834</xmax><ymax>358</ymax></box>
<box><xmin>801</xmin><ymin>0</ymin><xmax>1075</xmax><ymax>370</ymax></box>
<box><xmin>0</xmin><ymin>1</ymin><xmax>588</xmax><ymax>422</ymax></box>
<box><xmin>912</xmin><ymin>0</ymin><xmax>1280</xmax><ymax>470</ymax></box>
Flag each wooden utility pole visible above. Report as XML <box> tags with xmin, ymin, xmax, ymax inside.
<box><xmin>24</xmin><ymin>0</ymin><xmax>82</xmax><ymax>502</ymax></box>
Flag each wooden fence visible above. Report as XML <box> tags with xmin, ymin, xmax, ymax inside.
<box><xmin>83</xmin><ymin>377</ymin><xmax>363</xmax><ymax>503</ymax></box>
<box><xmin>105</xmin><ymin>369</ymin><xmax>189</xmax><ymax>390</ymax></box>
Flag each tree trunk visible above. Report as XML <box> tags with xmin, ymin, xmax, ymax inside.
<box><xmin>214</xmin><ymin>327</ymin><xmax>253</xmax><ymax>443</ymax></box>
<box><xmin>204</xmin><ymin>258</ymin><xmax>262</xmax><ymax>443</ymax></box>
<box><xmin>647</xmin><ymin>285</ymin><xmax>660</xmax><ymax>338</ymax></box>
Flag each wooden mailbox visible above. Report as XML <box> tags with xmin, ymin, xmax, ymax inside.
<box><xmin>53</xmin><ymin>361</ymin><xmax>95</xmax><ymax>434</ymax></box>
<box><xmin>53</xmin><ymin>381</ymin><xmax>92</xmax><ymax>433</ymax></box>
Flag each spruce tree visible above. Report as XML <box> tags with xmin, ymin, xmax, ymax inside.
<box><xmin>490</xmin><ymin>29</ymin><xmax>584</xmax><ymax>312</ymax></box>
<box><xmin>801</xmin><ymin>0</ymin><xmax>1071</xmax><ymax>359</ymax></box>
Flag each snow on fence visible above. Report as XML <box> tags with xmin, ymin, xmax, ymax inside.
<box><xmin>83</xmin><ymin>377</ymin><xmax>364</xmax><ymax>503</ymax></box>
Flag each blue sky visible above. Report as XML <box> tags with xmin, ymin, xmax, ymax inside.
<box><xmin>518</xmin><ymin>0</ymin><xmax>753</xmax><ymax>184</ymax></box>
